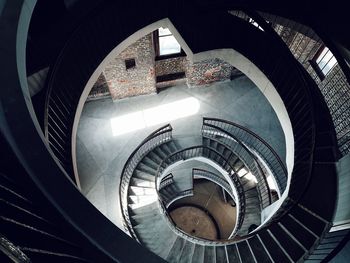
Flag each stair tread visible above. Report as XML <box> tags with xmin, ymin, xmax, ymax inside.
<box><xmin>166</xmin><ymin>237</ymin><xmax>186</xmax><ymax>262</ymax></box>
<box><xmin>191</xmin><ymin>245</ymin><xmax>205</xmax><ymax>263</ymax></box>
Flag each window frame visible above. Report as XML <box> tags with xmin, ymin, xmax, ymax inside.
<box><xmin>310</xmin><ymin>46</ymin><xmax>337</xmax><ymax>80</ymax></box>
<box><xmin>153</xmin><ymin>28</ymin><xmax>185</xmax><ymax>61</ymax></box>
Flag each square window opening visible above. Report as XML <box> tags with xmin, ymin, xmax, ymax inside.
<box><xmin>125</xmin><ymin>58</ymin><xmax>136</xmax><ymax>70</ymax></box>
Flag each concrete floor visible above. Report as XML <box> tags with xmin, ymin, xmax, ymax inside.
<box><xmin>76</xmin><ymin>76</ymin><xmax>285</xmax><ymax>230</ymax></box>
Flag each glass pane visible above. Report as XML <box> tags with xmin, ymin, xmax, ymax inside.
<box><xmin>158</xmin><ymin>27</ymin><xmax>172</xmax><ymax>36</ymax></box>
<box><xmin>322</xmin><ymin>56</ymin><xmax>337</xmax><ymax>75</ymax></box>
<box><xmin>318</xmin><ymin>50</ymin><xmax>333</xmax><ymax>70</ymax></box>
<box><xmin>159</xmin><ymin>35</ymin><xmax>181</xmax><ymax>55</ymax></box>
<box><xmin>316</xmin><ymin>47</ymin><xmax>329</xmax><ymax>64</ymax></box>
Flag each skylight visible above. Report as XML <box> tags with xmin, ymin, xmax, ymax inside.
<box><xmin>110</xmin><ymin>97</ymin><xmax>200</xmax><ymax>136</ymax></box>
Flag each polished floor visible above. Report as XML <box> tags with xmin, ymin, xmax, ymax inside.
<box><xmin>76</xmin><ymin>76</ymin><xmax>285</xmax><ymax>230</ymax></box>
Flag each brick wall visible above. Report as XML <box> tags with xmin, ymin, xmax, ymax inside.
<box><xmin>320</xmin><ymin>65</ymin><xmax>350</xmax><ymax>155</ymax></box>
<box><xmin>155</xmin><ymin>57</ymin><xmax>188</xmax><ymax>77</ymax></box>
<box><xmin>103</xmin><ymin>34</ymin><xmax>156</xmax><ymax>100</ymax></box>
<box><xmin>186</xmin><ymin>58</ymin><xmax>241</xmax><ymax>87</ymax></box>
<box><xmin>274</xmin><ymin>23</ymin><xmax>350</xmax><ymax>155</ymax></box>
<box><xmin>88</xmin><ymin>73</ymin><xmax>111</xmax><ymax>101</ymax></box>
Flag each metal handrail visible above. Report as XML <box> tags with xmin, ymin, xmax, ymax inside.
<box><xmin>192</xmin><ymin>168</ymin><xmax>234</xmax><ymax>200</ymax></box>
<box><xmin>162</xmin><ymin>187</ymin><xmax>194</xmax><ymax>208</ymax></box>
<box><xmin>202</xmin><ymin>122</ymin><xmax>273</xmax><ymax>208</ymax></box>
<box><xmin>159</xmin><ymin>173</ymin><xmax>174</xmax><ymax>189</ymax></box>
<box><xmin>119</xmin><ymin>124</ymin><xmax>173</xmax><ymax>239</ymax></box>
<box><xmin>203</xmin><ymin>117</ymin><xmax>287</xmax><ymax>194</ymax></box>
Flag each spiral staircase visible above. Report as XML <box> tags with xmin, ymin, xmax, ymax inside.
<box><xmin>1</xmin><ymin>0</ymin><xmax>350</xmax><ymax>262</ymax></box>
<box><xmin>116</xmin><ymin>117</ymin><xmax>332</xmax><ymax>262</ymax></box>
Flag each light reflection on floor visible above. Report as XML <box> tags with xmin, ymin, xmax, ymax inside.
<box><xmin>110</xmin><ymin>97</ymin><xmax>200</xmax><ymax>136</ymax></box>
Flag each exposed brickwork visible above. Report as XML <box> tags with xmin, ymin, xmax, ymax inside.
<box><xmin>186</xmin><ymin>58</ymin><xmax>241</xmax><ymax>87</ymax></box>
<box><xmin>155</xmin><ymin>57</ymin><xmax>188</xmax><ymax>77</ymax></box>
<box><xmin>319</xmin><ymin>65</ymin><xmax>350</xmax><ymax>155</ymax></box>
<box><xmin>88</xmin><ymin>73</ymin><xmax>111</xmax><ymax>100</ymax></box>
<box><xmin>103</xmin><ymin>34</ymin><xmax>156</xmax><ymax>100</ymax></box>
<box><xmin>274</xmin><ymin>23</ymin><xmax>350</xmax><ymax>155</ymax></box>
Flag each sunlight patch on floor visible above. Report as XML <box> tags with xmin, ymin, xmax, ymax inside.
<box><xmin>110</xmin><ymin>97</ymin><xmax>200</xmax><ymax>136</ymax></box>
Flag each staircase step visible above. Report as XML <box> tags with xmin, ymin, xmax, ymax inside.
<box><xmin>130</xmin><ymin>177</ymin><xmax>154</xmax><ymax>188</ymax></box>
<box><xmin>204</xmin><ymin>246</ymin><xmax>216</xmax><ymax>263</ymax></box>
<box><xmin>141</xmin><ymin>157</ymin><xmax>159</xmax><ymax>170</ymax></box>
<box><xmin>167</xmin><ymin>141</ymin><xmax>178</xmax><ymax>153</ymax></box>
<box><xmin>130</xmin><ymin>205</ymin><xmax>160</xmax><ymax>219</ymax></box>
<box><xmin>133</xmin><ymin>214</ymin><xmax>164</xmax><ymax>235</ymax></box>
<box><xmin>128</xmin><ymin>195</ymin><xmax>157</xmax><ymax>205</ymax></box>
<box><xmin>268</xmin><ymin>223</ymin><xmax>305</xmax><ymax>262</ymax></box>
<box><xmin>280</xmin><ymin>214</ymin><xmax>318</xmax><ymax>250</ymax></box>
<box><xmin>147</xmin><ymin>151</ymin><xmax>164</xmax><ymax>164</ymax></box>
<box><xmin>153</xmin><ymin>146</ymin><xmax>168</xmax><ymax>160</ymax></box>
<box><xmin>226</xmin><ymin>244</ymin><xmax>241</xmax><ymax>263</ymax></box>
<box><xmin>137</xmin><ymin>163</ymin><xmax>156</xmax><ymax>175</ymax></box>
<box><xmin>259</xmin><ymin>230</ymin><xmax>292</xmax><ymax>262</ymax></box>
<box><xmin>289</xmin><ymin>205</ymin><xmax>327</xmax><ymax>237</ymax></box>
<box><xmin>248</xmin><ymin>236</ymin><xmax>273</xmax><ymax>263</ymax></box>
<box><xmin>222</xmin><ymin>148</ymin><xmax>233</xmax><ymax>159</ymax></box>
<box><xmin>133</xmin><ymin>170</ymin><xmax>155</xmax><ymax>182</ymax></box>
<box><xmin>129</xmin><ymin>186</ymin><xmax>156</xmax><ymax>196</ymax></box>
<box><xmin>216</xmin><ymin>246</ymin><xmax>227</xmax><ymax>263</ymax></box>
<box><xmin>191</xmin><ymin>244</ymin><xmax>205</xmax><ymax>263</ymax></box>
<box><xmin>210</xmin><ymin>140</ymin><xmax>219</xmax><ymax>150</ymax></box>
<box><xmin>202</xmin><ymin>137</ymin><xmax>210</xmax><ymax>147</ymax></box>
<box><xmin>166</xmin><ymin>237</ymin><xmax>186</xmax><ymax>262</ymax></box>
<box><xmin>237</xmin><ymin>241</ymin><xmax>256</xmax><ymax>263</ymax></box>
<box><xmin>152</xmin><ymin>227</ymin><xmax>178</xmax><ymax>259</ymax></box>
<box><xmin>179</xmin><ymin>241</ymin><xmax>195</xmax><ymax>263</ymax></box>
<box><xmin>128</xmin><ymin>201</ymin><xmax>158</xmax><ymax>214</ymax></box>
<box><xmin>160</xmin><ymin>143</ymin><xmax>173</xmax><ymax>156</ymax></box>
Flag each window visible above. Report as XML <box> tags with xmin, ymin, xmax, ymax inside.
<box><xmin>125</xmin><ymin>58</ymin><xmax>136</xmax><ymax>70</ymax></box>
<box><xmin>248</xmin><ymin>18</ymin><xmax>264</xmax><ymax>31</ymax></box>
<box><xmin>154</xmin><ymin>27</ymin><xmax>182</xmax><ymax>58</ymax></box>
<box><xmin>312</xmin><ymin>46</ymin><xmax>337</xmax><ymax>78</ymax></box>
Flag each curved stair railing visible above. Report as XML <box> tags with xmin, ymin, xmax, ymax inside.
<box><xmin>162</xmin><ymin>188</ymin><xmax>195</xmax><ymax>208</ymax></box>
<box><xmin>44</xmin><ymin>60</ymin><xmax>79</xmax><ymax>182</ymax></box>
<box><xmin>159</xmin><ymin>173</ymin><xmax>194</xmax><ymax>207</ymax></box>
<box><xmin>202</xmin><ymin>122</ymin><xmax>273</xmax><ymax>209</ymax></box>
<box><xmin>192</xmin><ymin>168</ymin><xmax>234</xmax><ymax>201</ymax></box>
<box><xmin>119</xmin><ymin>124</ymin><xmax>173</xmax><ymax>238</ymax></box>
<box><xmin>159</xmin><ymin>173</ymin><xmax>174</xmax><ymax>190</ymax></box>
<box><xmin>203</xmin><ymin>118</ymin><xmax>288</xmax><ymax>195</ymax></box>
